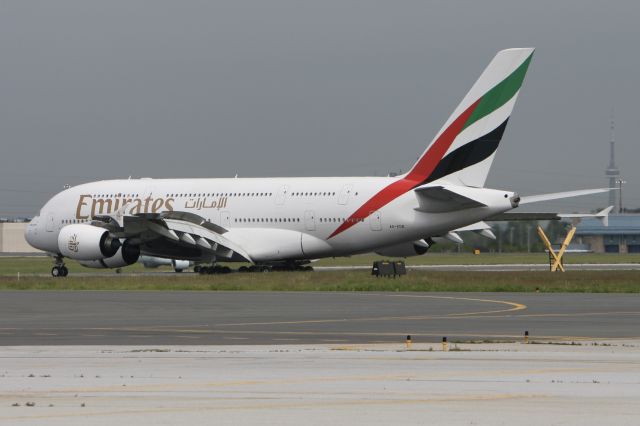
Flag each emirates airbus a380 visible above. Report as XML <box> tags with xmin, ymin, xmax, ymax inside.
<box><xmin>25</xmin><ymin>48</ymin><xmax>610</xmax><ymax>276</ymax></box>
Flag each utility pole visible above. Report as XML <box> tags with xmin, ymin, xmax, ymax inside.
<box><xmin>617</xmin><ymin>178</ymin><xmax>626</xmax><ymax>214</ymax></box>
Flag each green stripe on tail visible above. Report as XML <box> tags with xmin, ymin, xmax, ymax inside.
<box><xmin>463</xmin><ymin>53</ymin><xmax>533</xmax><ymax>130</ymax></box>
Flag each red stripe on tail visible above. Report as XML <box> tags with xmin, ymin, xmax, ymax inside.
<box><xmin>328</xmin><ymin>98</ymin><xmax>481</xmax><ymax>239</ymax></box>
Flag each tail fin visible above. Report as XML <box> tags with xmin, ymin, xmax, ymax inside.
<box><xmin>405</xmin><ymin>48</ymin><xmax>534</xmax><ymax>188</ymax></box>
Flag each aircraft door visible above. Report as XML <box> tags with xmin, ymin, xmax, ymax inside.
<box><xmin>221</xmin><ymin>211</ymin><xmax>231</xmax><ymax>227</ymax></box>
<box><xmin>304</xmin><ymin>210</ymin><xmax>316</xmax><ymax>231</ymax></box>
<box><xmin>45</xmin><ymin>212</ymin><xmax>55</xmax><ymax>232</ymax></box>
<box><xmin>275</xmin><ymin>185</ymin><xmax>289</xmax><ymax>205</ymax></box>
<box><xmin>369</xmin><ymin>211</ymin><xmax>382</xmax><ymax>231</ymax></box>
<box><xmin>338</xmin><ymin>184</ymin><xmax>353</xmax><ymax>205</ymax></box>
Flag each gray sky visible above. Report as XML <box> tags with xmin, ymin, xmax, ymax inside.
<box><xmin>1</xmin><ymin>0</ymin><xmax>638</xmax><ymax>217</ymax></box>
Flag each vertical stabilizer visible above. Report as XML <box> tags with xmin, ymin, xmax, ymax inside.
<box><xmin>405</xmin><ymin>48</ymin><xmax>534</xmax><ymax>188</ymax></box>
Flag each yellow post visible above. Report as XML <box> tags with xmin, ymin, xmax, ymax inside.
<box><xmin>551</xmin><ymin>226</ymin><xmax>577</xmax><ymax>272</ymax></box>
<box><xmin>536</xmin><ymin>225</ymin><xmax>575</xmax><ymax>272</ymax></box>
<box><xmin>524</xmin><ymin>330</ymin><xmax>529</xmax><ymax>344</ymax></box>
<box><xmin>442</xmin><ymin>337</ymin><xmax>448</xmax><ymax>352</ymax></box>
<box><xmin>405</xmin><ymin>335</ymin><xmax>412</xmax><ymax>349</ymax></box>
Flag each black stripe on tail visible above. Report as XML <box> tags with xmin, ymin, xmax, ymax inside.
<box><xmin>420</xmin><ymin>118</ymin><xmax>509</xmax><ymax>186</ymax></box>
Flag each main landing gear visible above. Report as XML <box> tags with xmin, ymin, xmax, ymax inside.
<box><xmin>51</xmin><ymin>265</ymin><xmax>68</xmax><ymax>277</ymax></box>
<box><xmin>51</xmin><ymin>256</ymin><xmax>68</xmax><ymax>277</ymax></box>
<box><xmin>195</xmin><ymin>262</ymin><xmax>313</xmax><ymax>274</ymax></box>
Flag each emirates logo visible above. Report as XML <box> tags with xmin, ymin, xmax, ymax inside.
<box><xmin>68</xmin><ymin>234</ymin><xmax>79</xmax><ymax>253</ymax></box>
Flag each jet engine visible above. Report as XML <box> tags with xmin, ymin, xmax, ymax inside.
<box><xmin>171</xmin><ymin>259</ymin><xmax>190</xmax><ymax>272</ymax></box>
<box><xmin>140</xmin><ymin>255</ymin><xmax>192</xmax><ymax>272</ymax></box>
<box><xmin>58</xmin><ymin>224</ymin><xmax>121</xmax><ymax>260</ymax></box>
<box><xmin>78</xmin><ymin>240</ymin><xmax>141</xmax><ymax>268</ymax></box>
<box><xmin>374</xmin><ymin>239</ymin><xmax>433</xmax><ymax>257</ymax></box>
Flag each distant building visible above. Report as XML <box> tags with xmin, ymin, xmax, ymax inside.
<box><xmin>575</xmin><ymin>215</ymin><xmax>640</xmax><ymax>253</ymax></box>
<box><xmin>0</xmin><ymin>223</ymin><xmax>41</xmax><ymax>254</ymax></box>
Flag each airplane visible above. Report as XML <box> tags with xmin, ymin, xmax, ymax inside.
<box><xmin>25</xmin><ymin>48</ymin><xmax>611</xmax><ymax>277</ymax></box>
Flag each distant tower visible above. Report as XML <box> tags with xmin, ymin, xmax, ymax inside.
<box><xmin>605</xmin><ymin>114</ymin><xmax>620</xmax><ymax>208</ymax></box>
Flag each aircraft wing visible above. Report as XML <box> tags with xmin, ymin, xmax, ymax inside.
<box><xmin>94</xmin><ymin>211</ymin><xmax>252</xmax><ymax>262</ymax></box>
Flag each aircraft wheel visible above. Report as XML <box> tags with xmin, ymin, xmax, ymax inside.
<box><xmin>261</xmin><ymin>266</ymin><xmax>271</xmax><ymax>273</ymax></box>
<box><xmin>174</xmin><ymin>269</ymin><xmax>183</xmax><ymax>273</ymax></box>
<box><xmin>61</xmin><ymin>266</ymin><xmax>69</xmax><ymax>277</ymax></box>
<box><xmin>51</xmin><ymin>267</ymin><xmax>60</xmax><ymax>277</ymax></box>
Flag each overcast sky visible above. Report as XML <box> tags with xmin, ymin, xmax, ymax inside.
<box><xmin>1</xmin><ymin>1</ymin><xmax>638</xmax><ymax>217</ymax></box>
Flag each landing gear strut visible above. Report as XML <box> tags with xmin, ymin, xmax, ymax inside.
<box><xmin>51</xmin><ymin>256</ymin><xmax>68</xmax><ymax>277</ymax></box>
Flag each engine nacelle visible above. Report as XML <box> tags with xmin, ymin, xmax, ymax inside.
<box><xmin>78</xmin><ymin>240</ymin><xmax>140</xmax><ymax>268</ymax></box>
<box><xmin>374</xmin><ymin>239</ymin><xmax>432</xmax><ymax>257</ymax></box>
<box><xmin>172</xmin><ymin>259</ymin><xmax>190</xmax><ymax>272</ymax></box>
<box><xmin>140</xmin><ymin>256</ymin><xmax>192</xmax><ymax>272</ymax></box>
<box><xmin>58</xmin><ymin>224</ymin><xmax>120</xmax><ymax>260</ymax></box>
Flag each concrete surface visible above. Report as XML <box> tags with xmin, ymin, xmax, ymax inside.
<box><xmin>0</xmin><ymin>342</ymin><xmax>639</xmax><ymax>425</ymax></box>
<box><xmin>1</xmin><ymin>292</ymin><xmax>639</xmax><ymax>345</ymax></box>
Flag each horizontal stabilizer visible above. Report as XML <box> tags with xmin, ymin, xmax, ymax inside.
<box><xmin>558</xmin><ymin>205</ymin><xmax>613</xmax><ymax>227</ymax></box>
<box><xmin>414</xmin><ymin>185</ymin><xmax>486</xmax><ymax>213</ymax></box>
<box><xmin>488</xmin><ymin>212</ymin><xmax>561</xmax><ymax>221</ymax></box>
<box><xmin>519</xmin><ymin>188</ymin><xmax>612</xmax><ymax>205</ymax></box>
<box><xmin>488</xmin><ymin>206</ymin><xmax>613</xmax><ymax>227</ymax></box>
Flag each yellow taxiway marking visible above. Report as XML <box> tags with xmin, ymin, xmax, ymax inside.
<box><xmin>214</xmin><ymin>294</ymin><xmax>526</xmax><ymax>327</ymax></box>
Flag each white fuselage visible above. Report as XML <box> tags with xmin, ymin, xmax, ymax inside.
<box><xmin>26</xmin><ymin>176</ymin><xmax>515</xmax><ymax>263</ymax></box>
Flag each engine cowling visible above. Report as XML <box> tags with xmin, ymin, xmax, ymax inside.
<box><xmin>374</xmin><ymin>239</ymin><xmax>432</xmax><ymax>257</ymax></box>
<box><xmin>172</xmin><ymin>259</ymin><xmax>190</xmax><ymax>272</ymax></box>
<box><xmin>78</xmin><ymin>240</ymin><xmax>141</xmax><ymax>268</ymax></box>
<box><xmin>58</xmin><ymin>224</ymin><xmax>121</xmax><ymax>260</ymax></box>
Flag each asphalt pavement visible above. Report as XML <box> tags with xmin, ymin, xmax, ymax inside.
<box><xmin>0</xmin><ymin>291</ymin><xmax>638</xmax><ymax>345</ymax></box>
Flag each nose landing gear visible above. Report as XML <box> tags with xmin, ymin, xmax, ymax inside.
<box><xmin>51</xmin><ymin>256</ymin><xmax>68</xmax><ymax>277</ymax></box>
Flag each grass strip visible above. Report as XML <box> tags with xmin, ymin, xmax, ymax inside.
<box><xmin>1</xmin><ymin>270</ymin><xmax>640</xmax><ymax>293</ymax></box>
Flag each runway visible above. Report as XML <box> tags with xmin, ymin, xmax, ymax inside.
<box><xmin>1</xmin><ymin>291</ymin><xmax>639</xmax><ymax>345</ymax></box>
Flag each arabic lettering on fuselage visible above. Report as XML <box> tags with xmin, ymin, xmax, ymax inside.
<box><xmin>183</xmin><ymin>196</ymin><xmax>229</xmax><ymax>211</ymax></box>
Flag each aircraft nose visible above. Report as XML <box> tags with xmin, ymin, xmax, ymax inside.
<box><xmin>24</xmin><ymin>216</ymin><xmax>40</xmax><ymax>247</ymax></box>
